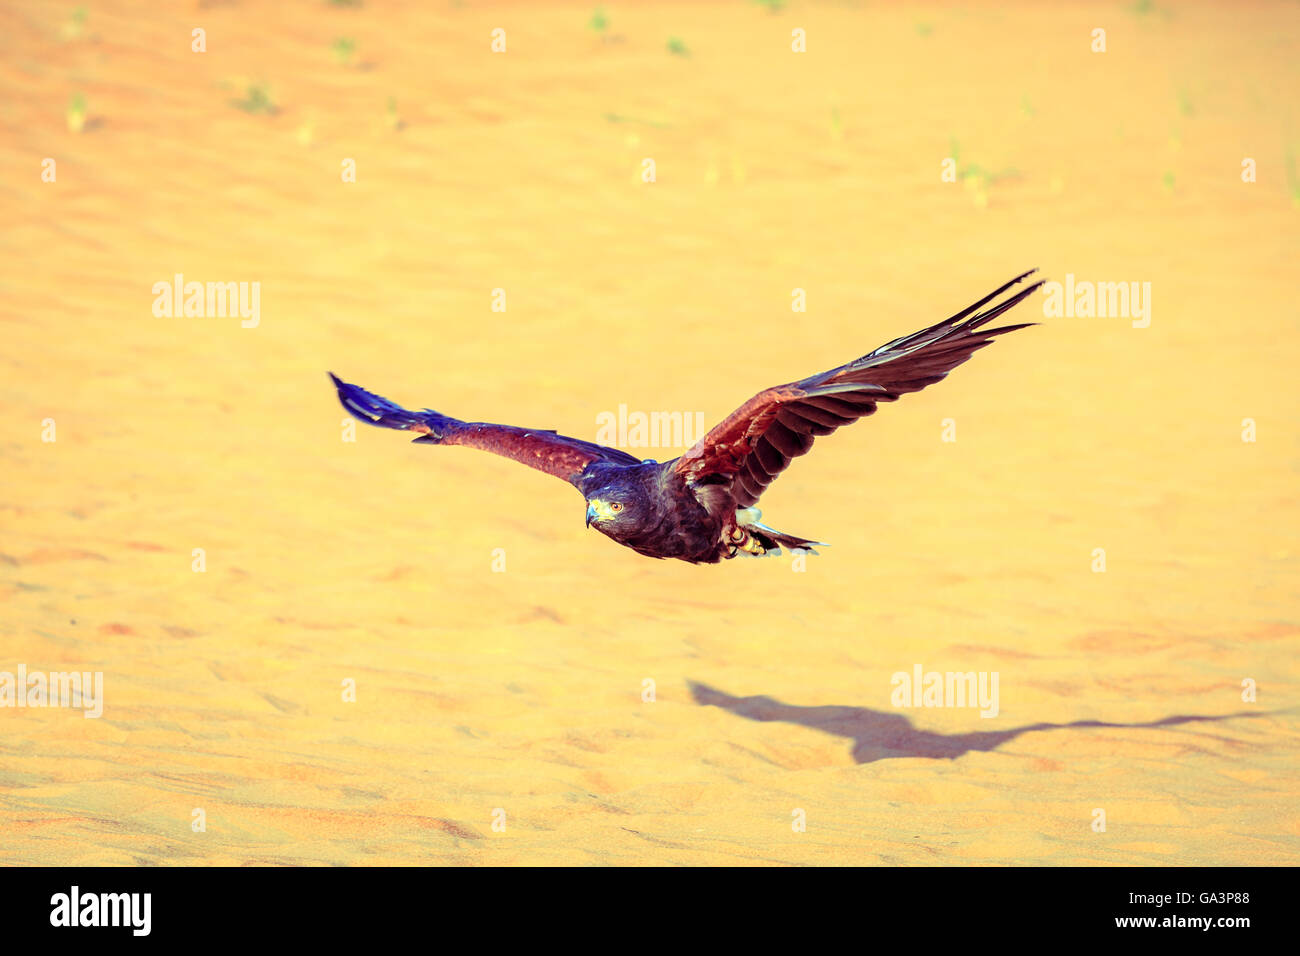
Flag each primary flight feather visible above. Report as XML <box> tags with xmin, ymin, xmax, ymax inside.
<box><xmin>330</xmin><ymin>270</ymin><xmax>1043</xmax><ymax>563</ymax></box>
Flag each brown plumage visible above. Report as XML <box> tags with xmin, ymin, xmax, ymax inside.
<box><xmin>330</xmin><ymin>270</ymin><xmax>1043</xmax><ymax>563</ymax></box>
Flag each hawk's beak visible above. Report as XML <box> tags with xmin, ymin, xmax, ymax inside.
<box><xmin>586</xmin><ymin>499</ymin><xmax>615</xmax><ymax>527</ymax></box>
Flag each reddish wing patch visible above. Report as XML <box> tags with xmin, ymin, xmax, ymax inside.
<box><xmin>676</xmin><ymin>271</ymin><xmax>1043</xmax><ymax>506</ymax></box>
<box><xmin>440</xmin><ymin>422</ymin><xmax>640</xmax><ymax>484</ymax></box>
<box><xmin>331</xmin><ymin>372</ymin><xmax>639</xmax><ymax>485</ymax></box>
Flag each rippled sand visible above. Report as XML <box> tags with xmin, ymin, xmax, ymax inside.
<box><xmin>1</xmin><ymin>0</ymin><xmax>1297</xmax><ymax>865</ymax></box>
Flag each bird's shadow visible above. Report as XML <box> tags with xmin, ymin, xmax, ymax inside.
<box><xmin>688</xmin><ymin>681</ymin><xmax>1265</xmax><ymax>765</ymax></box>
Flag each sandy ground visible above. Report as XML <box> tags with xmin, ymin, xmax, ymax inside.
<box><xmin>1</xmin><ymin>0</ymin><xmax>1297</xmax><ymax>865</ymax></box>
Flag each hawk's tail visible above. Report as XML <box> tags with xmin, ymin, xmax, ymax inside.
<box><xmin>746</xmin><ymin>527</ymin><xmax>826</xmax><ymax>556</ymax></box>
<box><xmin>734</xmin><ymin>507</ymin><xmax>827</xmax><ymax>557</ymax></box>
<box><xmin>329</xmin><ymin>372</ymin><xmax>454</xmax><ymax>440</ymax></box>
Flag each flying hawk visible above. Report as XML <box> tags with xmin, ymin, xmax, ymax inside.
<box><xmin>331</xmin><ymin>270</ymin><xmax>1042</xmax><ymax>563</ymax></box>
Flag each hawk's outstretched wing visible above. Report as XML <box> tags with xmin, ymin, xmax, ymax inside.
<box><xmin>674</xmin><ymin>270</ymin><xmax>1043</xmax><ymax>506</ymax></box>
<box><xmin>330</xmin><ymin>373</ymin><xmax>641</xmax><ymax>486</ymax></box>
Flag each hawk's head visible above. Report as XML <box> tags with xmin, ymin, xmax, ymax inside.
<box><xmin>584</xmin><ymin>486</ymin><xmax>652</xmax><ymax>543</ymax></box>
<box><xmin>578</xmin><ymin>461</ymin><xmax>672</xmax><ymax>551</ymax></box>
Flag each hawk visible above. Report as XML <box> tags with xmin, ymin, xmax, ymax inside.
<box><xmin>330</xmin><ymin>270</ymin><xmax>1042</xmax><ymax>563</ymax></box>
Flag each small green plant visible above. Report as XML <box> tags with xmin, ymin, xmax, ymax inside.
<box><xmin>667</xmin><ymin>37</ymin><xmax>689</xmax><ymax>57</ymax></box>
<box><xmin>604</xmin><ymin>112</ymin><xmax>671</xmax><ymax>129</ymax></box>
<box><xmin>1285</xmin><ymin>148</ymin><xmax>1299</xmax><ymax>207</ymax></box>
<box><xmin>231</xmin><ymin>83</ymin><xmax>277</xmax><ymax>115</ymax></box>
<box><xmin>61</xmin><ymin>6</ymin><xmax>88</xmax><ymax>40</ymax></box>
<box><xmin>949</xmin><ymin>138</ymin><xmax>1019</xmax><ymax>188</ymax></box>
<box><xmin>753</xmin><ymin>0</ymin><xmax>785</xmax><ymax>10</ymax></box>
<box><xmin>1162</xmin><ymin>169</ymin><xmax>1176</xmax><ymax>192</ymax></box>
<box><xmin>331</xmin><ymin>37</ymin><xmax>357</xmax><ymax>65</ymax></box>
<box><xmin>915</xmin><ymin>21</ymin><xmax>934</xmax><ymax>37</ymax></box>
<box><xmin>66</xmin><ymin>92</ymin><xmax>87</xmax><ymax>132</ymax></box>
<box><xmin>588</xmin><ymin>7</ymin><xmax>609</xmax><ymax>33</ymax></box>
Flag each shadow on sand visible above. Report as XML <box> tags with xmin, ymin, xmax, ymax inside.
<box><xmin>689</xmin><ymin>681</ymin><xmax>1264</xmax><ymax>765</ymax></box>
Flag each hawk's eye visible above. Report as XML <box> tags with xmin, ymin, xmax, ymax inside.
<box><xmin>610</xmin><ymin>502</ymin><xmax>624</xmax><ymax>513</ymax></box>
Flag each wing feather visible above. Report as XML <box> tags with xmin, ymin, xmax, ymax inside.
<box><xmin>674</xmin><ymin>271</ymin><xmax>1043</xmax><ymax>505</ymax></box>
<box><xmin>330</xmin><ymin>373</ymin><xmax>640</xmax><ymax>485</ymax></box>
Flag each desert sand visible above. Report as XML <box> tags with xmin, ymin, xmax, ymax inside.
<box><xmin>0</xmin><ymin>0</ymin><xmax>1297</xmax><ymax>865</ymax></box>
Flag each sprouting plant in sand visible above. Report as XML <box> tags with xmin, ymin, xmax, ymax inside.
<box><xmin>66</xmin><ymin>92</ymin><xmax>87</xmax><ymax>133</ymax></box>
<box><xmin>667</xmin><ymin>37</ymin><xmax>689</xmax><ymax>57</ymax></box>
<box><xmin>1129</xmin><ymin>0</ymin><xmax>1174</xmax><ymax>20</ymax></box>
<box><xmin>753</xmin><ymin>0</ymin><xmax>785</xmax><ymax>11</ymax></box>
<box><xmin>915</xmin><ymin>21</ymin><xmax>934</xmax><ymax>37</ymax></box>
<box><xmin>331</xmin><ymin>37</ymin><xmax>357</xmax><ymax>66</ymax></box>
<box><xmin>1285</xmin><ymin>148</ymin><xmax>1299</xmax><ymax>207</ymax></box>
<box><xmin>603</xmin><ymin>112</ymin><xmax>671</xmax><ymax>130</ymax></box>
<box><xmin>1162</xmin><ymin>169</ymin><xmax>1176</xmax><ymax>193</ymax></box>
<box><xmin>61</xmin><ymin>6</ymin><xmax>88</xmax><ymax>40</ymax></box>
<box><xmin>385</xmin><ymin>96</ymin><xmax>403</xmax><ymax>132</ymax></box>
<box><xmin>588</xmin><ymin>8</ymin><xmax>609</xmax><ymax>34</ymax></box>
<box><xmin>231</xmin><ymin>82</ymin><xmax>277</xmax><ymax>115</ymax></box>
<box><xmin>948</xmin><ymin>138</ymin><xmax>1020</xmax><ymax>200</ymax></box>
